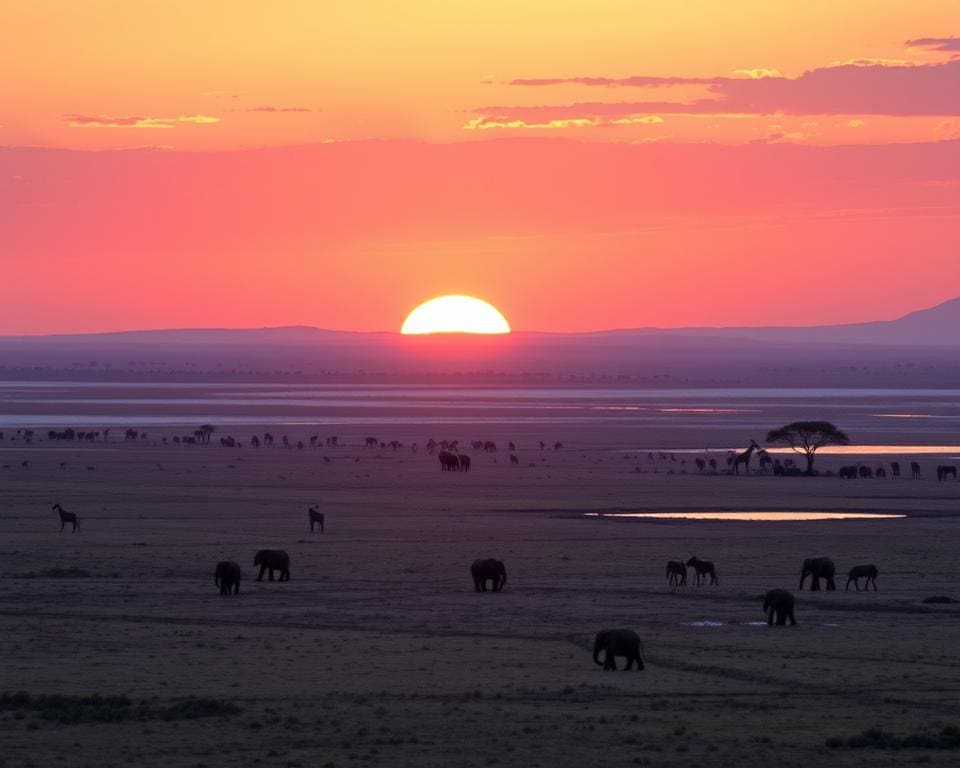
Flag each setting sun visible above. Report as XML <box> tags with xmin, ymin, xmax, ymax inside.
<box><xmin>401</xmin><ymin>295</ymin><xmax>511</xmax><ymax>335</ymax></box>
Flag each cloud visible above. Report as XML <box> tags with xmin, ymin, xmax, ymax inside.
<box><xmin>65</xmin><ymin>114</ymin><xmax>220</xmax><ymax>129</ymax></box>
<box><xmin>201</xmin><ymin>90</ymin><xmax>243</xmax><ymax>99</ymax></box>
<box><xmin>905</xmin><ymin>36</ymin><xmax>960</xmax><ymax>52</ymax></box>
<box><xmin>734</xmin><ymin>68</ymin><xmax>783</xmax><ymax>79</ymax></box>
<box><xmin>244</xmin><ymin>106</ymin><xmax>313</xmax><ymax>113</ymax></box>
<box><xmin>463</xmin><ymin>113</ymin><xmax>663</xmax><ymax>130</ymax></box>
<box><xmin>483</xmin><ymin>59</ymin><xmax>960</xmax><ymax>122</ymax></box>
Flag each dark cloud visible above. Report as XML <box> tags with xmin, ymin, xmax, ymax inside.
<box><xmin>905</xmin><ymin>36</ymin><xmax>960</xmax><ymax>52</ymax></box>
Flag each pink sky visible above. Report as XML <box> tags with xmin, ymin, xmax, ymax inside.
<box><xmin>1</xmin><ymin>3</ymin><xmax>958</xmax><ymax>333</ymax></box>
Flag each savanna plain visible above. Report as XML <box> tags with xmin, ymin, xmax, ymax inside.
<box><xmin>2</xmin><ymin>386</ymin><xmax>960</xmax><ymax>768</ymax></box>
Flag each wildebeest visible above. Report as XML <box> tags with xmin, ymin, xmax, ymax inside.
<box><xmin>439</xmin><ymin>451</ymin><xmax>460</xmax><ymax>471</ymax></box>
<box><xmin>686</xmin><ymin>556</ymin><xmax>718</xmax><ymax>585</ymax></box>
<box><xmin>309</xmin><ymin>506</ymin><xmax>325</xmax><ymax>533</ymax></box>
<box><xmin>470</xmin><ymin>559</ymin><xmax>507</xmax><ymax>592</ymax></box>
<box><xmin>799</xmin><ymin>557</ymin><xmax>836</xmax><ymax>591</ymax></box>
<box><xmin>254</xmin><ymin>550</ymin><xmax>290</xmax><ymax>581</ymax></box>
<box><xmin>911</xmin><ymin>461</ymin><xmax>922</xmax><ymax>479</ymax></box>
<box><xmin>846</xmin><ymin>564</ymin><xmax>878</xmax><ymax>591</ymax></box>
<box><xmin>593</xmin><ymin>629</ymin><xmax>644</xmax><ymax>671</ymax></box>
<box><xmin>763</xmin><ymin>589</ymin><xmax>796</xmax><ymax>626</ymax></box>
<box><xmin>214</xmin><ymin>561</ymin><xmax>242</xmax><ymax>595</ymax></box>
<box><xmin>666</xmin><ymin>560</ymin><xmax>687</xmax><ymax>586</ymax></box>
<box><xmin>53</xmin><ymin>503</ymin><xmax>80</xmax><ymax>533</ymax></box>
<box><xmin>458</xmin><ymin>454</ymin><xmax>471</xmax><ymax>472</ymax></box>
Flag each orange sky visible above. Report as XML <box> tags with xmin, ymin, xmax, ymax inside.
<box><xmin>1</xmin><ymin>2</ymin><xmax>959</xmax><ymax>333</ymax></box>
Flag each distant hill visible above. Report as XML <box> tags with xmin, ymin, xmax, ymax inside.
<box><xmin>1</xmin><ymin>298</ymin><xmax>958</xmax><ymax>386</ymax></box>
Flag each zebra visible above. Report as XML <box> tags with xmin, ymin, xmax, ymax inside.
<box><xmin>686</xmin><ymin>556</ymin><xmax>718</xmax><ymax>586</ymax></box>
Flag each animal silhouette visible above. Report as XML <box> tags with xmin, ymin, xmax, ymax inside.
<box><xmin>763</xmin><ymin>589</ymin><xmax>796</xmax><ymax>626</ymax></box>
<box><xmin>458</xmin><ymin>454</ymin><xmax>471</xmax><ymax>472</ymax></box>
<box><xmin>510</xmin><ymin>453</ymin><xmax>519</xmax><ymax>465</ymax></box>
<box><xmin>846</xmin><ymin>564</ymin><xmax>878</xmax><ymax>591</ymax></box>
<box><xmin>438</xmin><ymin>451</ymin><xmax>459</xmax><ymax>471</ymax></box>
<box><xmin>593</xmin><ymin>629</ymin><xmax>644</xmax><ymax>671</ymax></box>
<box><xmin>911</xmin><ymin>461</ymin><xmax>922</xmax><ymax>479</ymax></box>
<box><xmin>937</xmin><ymin>465</ymin><xmax>957</xmax><ymax>482</ymax></box>
<box><xmin>214</xmin><ymin>561</ymin><xmax>242</xmax><ymax>595</ymax></box>
<box><xmin>254</xmin><ymin>550</ymin><xmax>290</xmax><ymax>581</ymax></box>
<box><xmin>732</xmin><ymin>440</ymin><xmax>761</xmax><ymax>475</ymax></box>
<box><xmin>666</xmin><ymin>560</ymin><xmax>687</xmax><ymax>586</ymax></box>
<box><xmin>890</xmin><ymin>461</ymin><xmax>901</xmax><ymax>478</ymax></box>
<box><xmin>471</xmin><ymin>559</ymin><xmax>507</xmax><ymax>592</ymax></box>
<box><xmin>799</xmin><ymin>557</ymin><xmax>836</xmax><ymax>590</ymax></box>
<box><xmin>686</xmin><ymin>556</ymin><xmax>718</xmax><ymax>585</ymax></box>
<box><xmin>53</xmin><ymin>503</ymin><xmax>80</xmax><ymax>532</ymax></box>
<box><xmin>309</xmin><ymin>506</ymin><xmax>325</xmax><ymax>533</ymax></box>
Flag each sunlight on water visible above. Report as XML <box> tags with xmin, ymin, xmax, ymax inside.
<box><xmin>585</xmin><ymin>511</ymin><xmax>906</xmax><ymax>521</ymax></box>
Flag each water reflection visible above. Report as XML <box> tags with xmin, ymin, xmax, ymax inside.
<box><xmin>586</xmin><ymin>511</ymin><xmax>906</xmax><ymax>521</ymax></box>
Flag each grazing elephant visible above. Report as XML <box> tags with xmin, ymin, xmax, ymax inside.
<box><xmin>763</xmin><ymin>589</ymin><xmax>796</xmax><ymax>626</ymax></box>
<box><xmin>458</xmin><ymin>454</ymin><xmax>471</xmax><ymax>472</ymax></box>
<box><xmin>846</xmin><ymin>564</ymin><xmax>878</xmax><ymax>591</ymax></box>
<box><xmin>686</xmin><ymin>556</ymin><xmax>718</xmax><ymax>586</ymax></box>
<box><xmin>858</xmin><ymin>466</ymin><xmax>873</xmax><ymax>479</ymax></box>
<box><xmin>309</xmin><ymin>506</ymin><xmax>325</xmax><ymax>533</ymax></box>
<box><xmin>254</xmin><ymin>549</ymin><xmax>290</xmax><ymax>582</ymax></box>
<box><xmin>214</xmin><ymin>561</ymin><xmax>242</xmax><ymax>595</ymax></box>
<box><xmin>666</xmin><ymin>560</ymin><xmax>687</xmax><ymax>586</ymax></box>
<box><xmin>799</xmin><ymin>557</ymin><xmax>836</xmax><ymax>591</ymax></box>
<box><xmin>438</xmin><ymin>451</ymin><xmax>460</xmax><ymax>472</ymax></box>
<box><xmin>593</xmin><ymin>629</ymin><xmax>644</xmax><ymax>671</ymax></box>
<box><xmin>471</xmin><ymin>559</ymin><xmax>507</xmax><ymax>592</ymax></box>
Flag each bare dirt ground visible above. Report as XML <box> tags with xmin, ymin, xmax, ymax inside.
<box><xmin>2</xmin><ymin>425</ymin><xmax>960</xmax><ymax>767</ymax></box>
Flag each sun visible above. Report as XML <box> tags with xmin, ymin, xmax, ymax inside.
<box><xmin>401</xmin><ymin>295</ymin><xmax>511</xmax><ymax>335</ymax></box>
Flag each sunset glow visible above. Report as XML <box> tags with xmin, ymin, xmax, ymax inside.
<box><xmin>401</xmin><ymin>296</ymin><xmax>511</xmax><ymax>335</ymax></box>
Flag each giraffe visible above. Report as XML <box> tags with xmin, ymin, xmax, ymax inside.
<box><xmin>733</xmin><ymin>440</ymin><xmax>761</xmax><ymax>475</ymax></box>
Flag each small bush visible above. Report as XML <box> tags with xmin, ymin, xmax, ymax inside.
<box><xmin>0</xmin><ymin>692</ymin><xmax>239</xmax><ymax>725</ymax></box>
<box><xmin>826</xmin><ymin>726</ymin><xmax>960</xmax><ymax>750</ymax></box>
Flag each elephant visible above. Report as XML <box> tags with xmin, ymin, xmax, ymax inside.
<box><xmin>254</xmin><ymin>549</ymin><xmax>290</xmax><ymax>582</ymax></box>
<box><xmin>763</xmin><ymin>589</ymin><xmax>796</xmax><ymax>626</ymax></box>
<box><xmin>214</xmin><ymin>561</ymin><xmax>242</xmax><ymax>595</ymax></box>
<box><xmin>593</xmin><ymin>629</ymin><xmax>644</xmax><ymax>671</ymax></box>
<box><xmin>846</xmin><ymin>564</ymin><xmax>878</xmax><ymax>591</ymax></box>
<box><xmin>438</xmin><ymin>451</ymin><xmax>460</xmax><ymax>471</ymax></box>
<box><xmin>666</xmin><ymin>560</ymin><xmax>687</xmax><ymax>586</ymax></box>
<box><xmin>471</xmin><ymin>558</ymin><xmax>507</xmax><ymax>592</ymax></box>
<box><xmin>799</xmin><ymin>557</ymin><xmax>836</xmax><ymax>591</ymax></box>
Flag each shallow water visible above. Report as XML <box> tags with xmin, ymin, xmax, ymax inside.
<box><xmin>586</xmin><ymin>511</ymin><xmax>907</xmax><ymax>521</ymax></box>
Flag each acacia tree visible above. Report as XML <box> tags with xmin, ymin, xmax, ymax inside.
<box><xmin>766</xmin><ymin>421</ymin><xmax>850</xmax><ymax>475</ymax></box>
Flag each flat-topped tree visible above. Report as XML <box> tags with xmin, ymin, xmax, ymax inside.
<box><xmin>766</xmin><ymin>421</ymin><xmax>850</xmax><ymax>475</ymax></box>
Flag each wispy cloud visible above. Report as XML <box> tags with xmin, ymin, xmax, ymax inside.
<box><xmin>905</xmin><ymin>36</ymin><xmax>960</xmax><ymax>53</ymax></box>
<box><xmin>244</xmin><ymin>106</ymin><xmax>313</xmax><ymax>113</ymax></box>
<box><xmin>478</xmin><ymin>59</ymin><xmax>960</xmax><ymax>126</ymax></box>
<box><xmin>65</xmin><ymin>114</ymin><xmax>220</xmax><ymax>129</ymax></box>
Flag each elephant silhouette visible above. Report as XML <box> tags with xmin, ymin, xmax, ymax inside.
<box><xmin>214</xmin><ymin>561</ymin><xmax>242</xmax><ymax>595</ymax></box>
<box><xmin>846</xmin><ymin>564</ymin><xmax>878</xmax><ymax>591</ymax></box>
<box><xmin>593</xmin><ymin>629</ymin><xmax>644</xmax><ymax>671</ymax></box>
<box><xmin>470</xmin><ymin>559</ymin><xmax>507</xmax><ymax>592</ymax></box>
<box><xmin>799</xmin><ymin>557</ymin><xmax>836</xmax><ymax>590</ymax></box>
<box><xmin>254</xmin><ymin>550</ymin><xmax>290</xmax><ymax>582</ymax></box>
<box><xmin>763</xmin><ymin>589</ymin><xmax>796</xmax><ymax>626</ymax></box>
